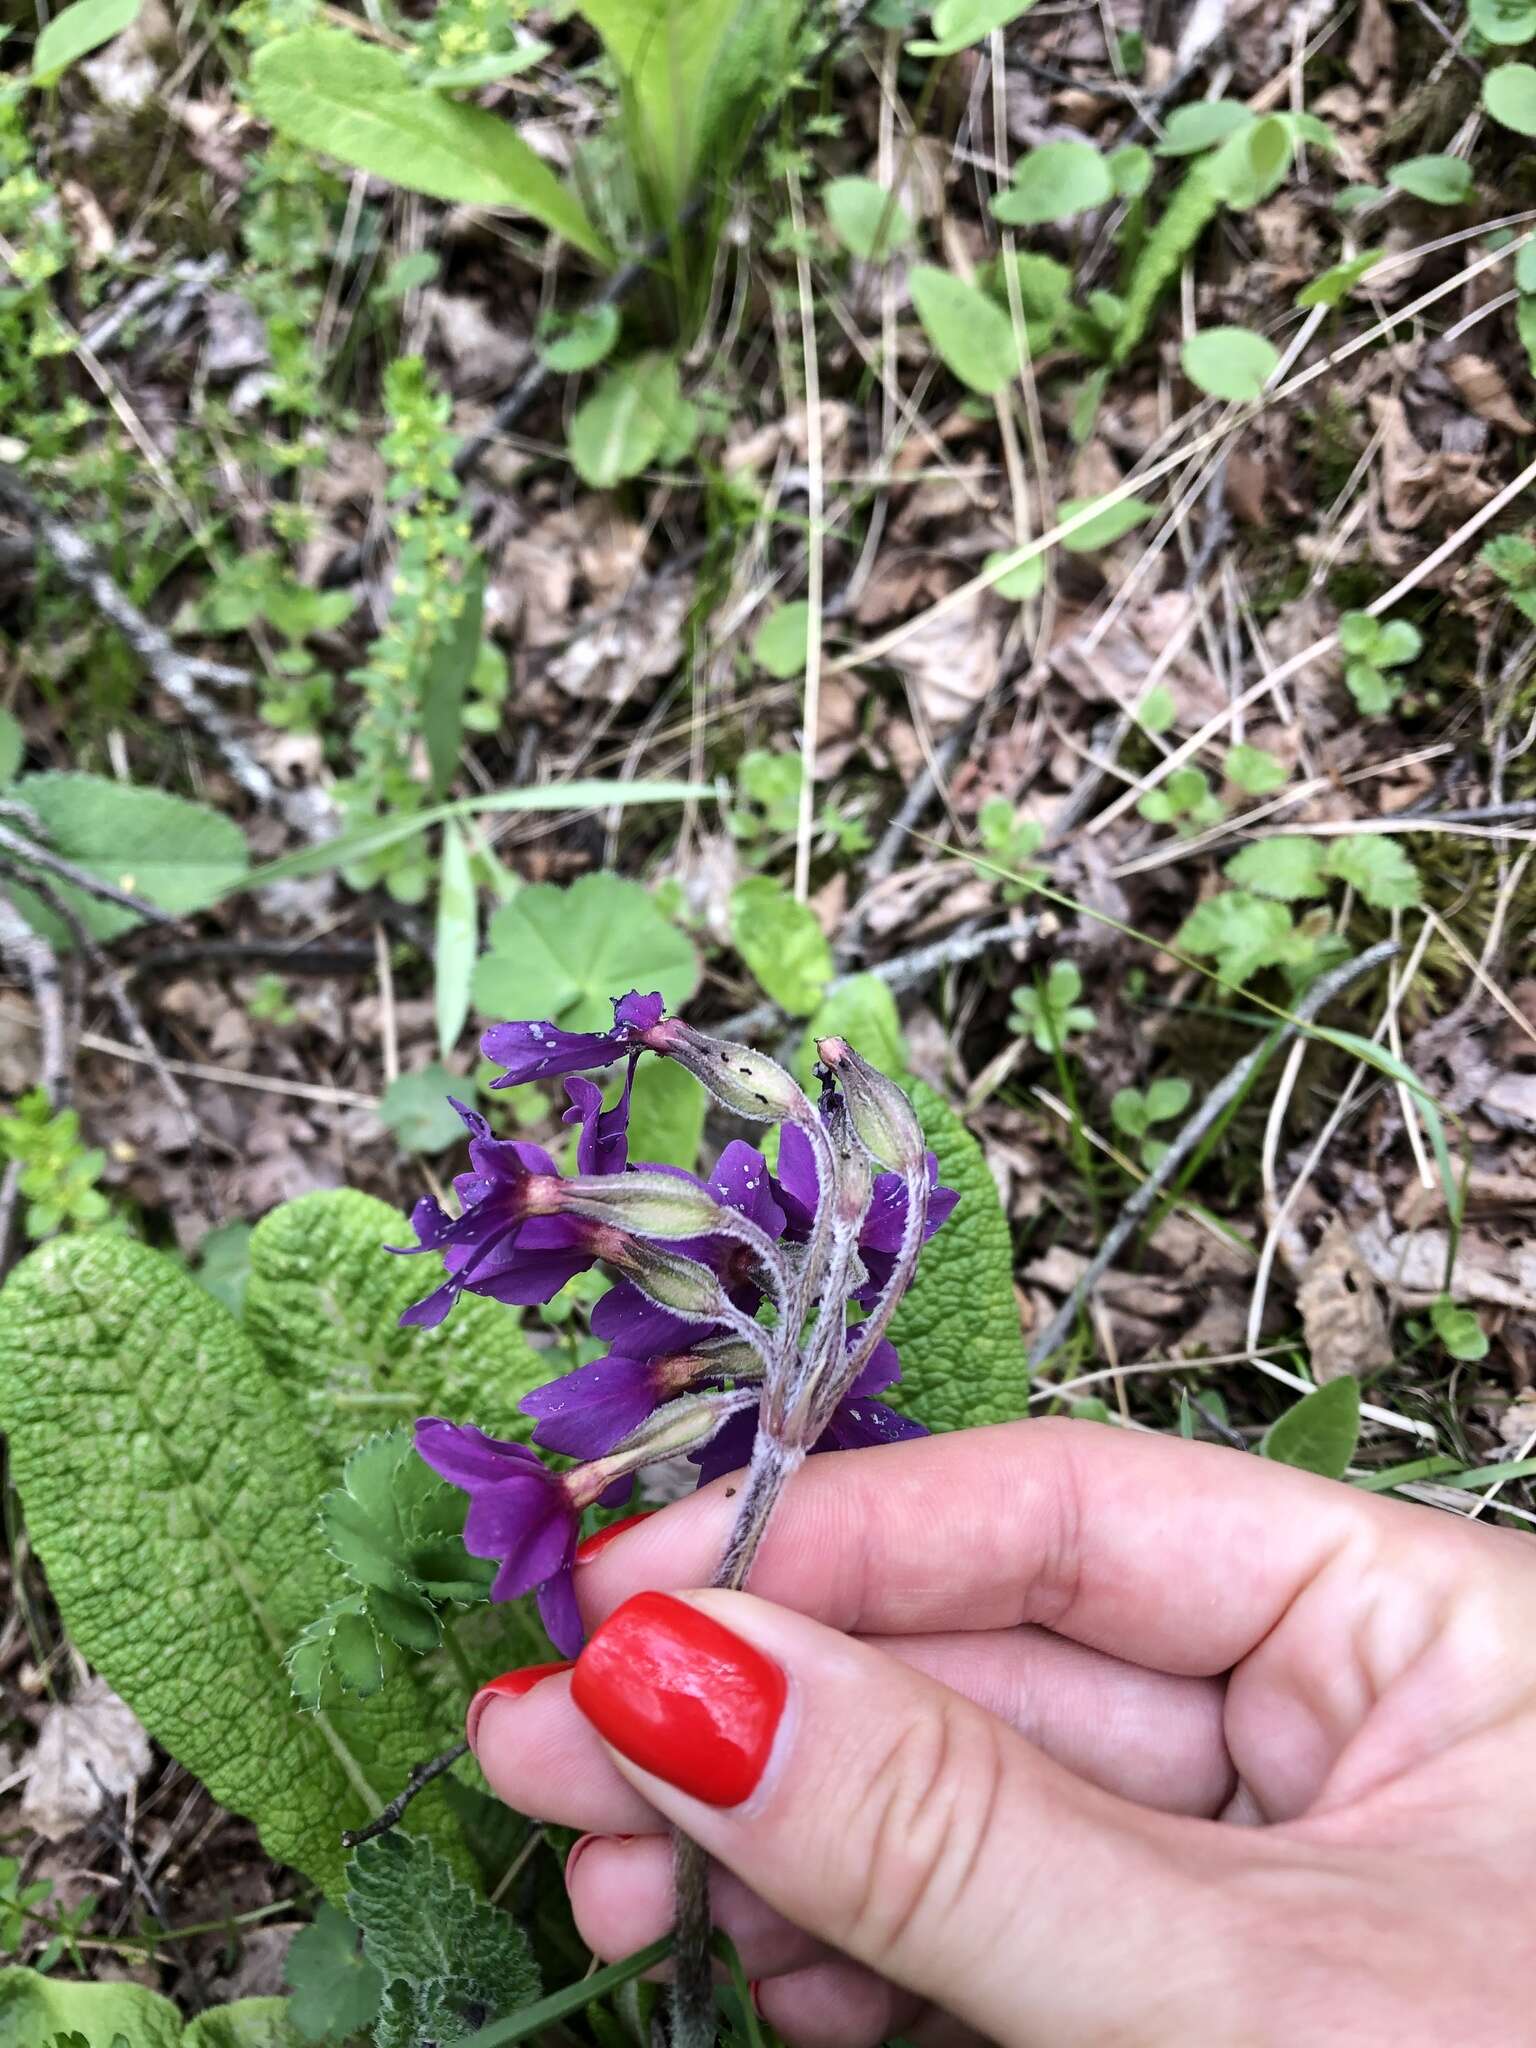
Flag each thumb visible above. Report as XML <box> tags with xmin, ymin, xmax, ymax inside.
<box><xmin>570</xmin><ymin>1589</ymin><xmax>1246</xmax><ymax>2044</ymax></box>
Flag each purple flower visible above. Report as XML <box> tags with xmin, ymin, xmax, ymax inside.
<box><xmin>415</xmin><ymin>1417</ymin><xmax>603</xmax><ymax>1656</ymax></box>
<box><xmin>774</xmin><ymin>1123</ymin><xmax>958</xmax><ymax>1300</ymax></box>
<box><xmin>482</xmin><ymin>991</ymin><xmax>665</xmax><ymax>1088</ymax></box>
<box><xmin>394</xmin><ymin>1079</ymin><xmax>631</xmax><ymax>1328</ymax></box>
<box><xmin>588</xmin><ymin>1139</ymin><xmax>785</xmax><ymax>1361</ymax></box>
<box><xmin>521</xmin><ymin>1352</ymin><xmax>673</xmax><ymax>1459</ymax></box>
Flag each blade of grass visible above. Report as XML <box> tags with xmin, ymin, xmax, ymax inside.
<box><xmin>456</xmin><ymin>1935</ymin><xmax>674</xmax><ymax>2047</ymax></box>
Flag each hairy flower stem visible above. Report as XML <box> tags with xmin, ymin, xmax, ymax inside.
<box><xmin>670</xmin><ymin>1432</ymin><xmax>804</xmax><ymax>2047</ymax></box>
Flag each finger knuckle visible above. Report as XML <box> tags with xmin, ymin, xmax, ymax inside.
<box><xmin>842</xmin><ymin>1694</ymin><xmax>1006</xmax><ymax>1971</ymax></box>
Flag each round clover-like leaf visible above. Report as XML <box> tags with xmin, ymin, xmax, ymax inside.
<box><xmin>1470</xmin><ymin>0</ymin><xmax>1536</xmax><ymax>42</ymax></box>
<box><xmin>1156</xmin><ymin>99</ymin><xmax>1251</xmax><ymax>155</ymax></box>
<box><xmin>1485</xmin><ymin>60</ymin><xmax>1536</xmax><ymax>130</ymax></box>
<box><xmin>1180</xmin><ymin>325</ymin><xmax>1279</xmax><ymax>401</ymax></box>
<box><xmin>473</xmin><ymin>872</ymin><xmax>700</xmax><ymax>1031</ymax></box>
<box><xmin>993</xmin><ymin>141</ymin><xmax>1113</xmax><ymax>225</ymax></box>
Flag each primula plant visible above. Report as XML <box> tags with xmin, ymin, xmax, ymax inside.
<box><xmin>393</xmin><ymin>990</ymin><xmax>956</xmax><ymax>2036</ymax></box>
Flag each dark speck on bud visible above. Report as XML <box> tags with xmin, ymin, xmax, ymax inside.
<box><xmin>816</xmin><ymin>1036</ymin><xmax>925</xmax><ymax>1175</ymax></box>
<box><xmin>645</xmin><ymin>1019</ymin><xmax>815</xmax><ymax>1127</ymax></box>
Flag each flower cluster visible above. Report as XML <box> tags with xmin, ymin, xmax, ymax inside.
<box><xmin>401</xmin><ymin>994</ymin><xmax>955</xmax><ymax>1656</ymax></box>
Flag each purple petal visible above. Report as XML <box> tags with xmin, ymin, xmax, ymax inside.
<box><xmin>820</xmin><ymin>1397</ymin><xmax>928</xmax><ymax>1452</ymax></box>
<box><xmin>773</xmin><ymin>1123</ymin><xmax>820</xmax><ymax>1236</ymax></box>
<box><xmin>414</xmin><ymin>1418</ymin><xmax>544</xmax><ymax>1492</ymax></box>
<box><xmin>589</xmin><ymin>1277</ymin><xmax>713</xmax><ymax>1359</ymax></box>
<box><xmin>521</xmin><ymin>1354</ymin><xmax>661</xmax><ymax>1458</ymax></box>
<box><xmin>482</xmin><ymin>1019</ymin><xmax>629</xmax><ymax>1088</ymax></box>
<box><xmin>711</xmin><ymin>1141</ymin><xmax>785</xmax><ymax>1236</ymax></box>
<box><xmin>847</xmin><ymin>1336</ymin><xmax>902</xmax><ymax>1399</ymax></box>
<box><xmin>564</xmin><ymin>1072</ymin><xmax>630</xmax><ymax>1178</ymax></box>
<box><xmin>534</xmin><ymin>1566</ymin><xmax>585</xmax><ymax>1658</ymax></box>
<box><xmin>613</xmin><ymin>990</ymin><xmax>665</xmax><ymax>1032</ymax></box>
<box><xmin>688</xmin><ymin>1407</ymin><xmax>757</xmax><ymax>1487</ymax></box>
<box><xmin>861</xmin><ymin>1156</ymin><xmax>957</xmax><ymax>1254</ymax></box>
<box><xmin>399</xmin><ymin>1281</ymin><xmax>457</xmax><ymax>1328</ymax></box>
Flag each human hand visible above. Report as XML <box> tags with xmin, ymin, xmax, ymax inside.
<box><xmin>468</xmin><ymin>1419</ymin><xmax>1536</xmax><ymax>2046</ymax></box>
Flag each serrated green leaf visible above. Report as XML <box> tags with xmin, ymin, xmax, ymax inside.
<box><xmin>323</xmin><ymin>1429</ymin><xmax>492</xmax><ymax>1607</ymax></box>
<box><xmin>993</xmin><ymin>141</ymin><xmax>1112</xmax><ymax>225</ymax></box>
<box><xmin>1224</xmin><ymin>837</ymin><xmax>1328</xmax><ymax>901</ymax></box>
<box><xmin>823</xmin><ymin>175</ymin><xmax>914</xmax><ymax>259</ymax></box>
<box><xmin>1319</xmin><ymin>834</ymin><xmax>1421</xmax><ymax>908</ymax></box>
<box><xmin>348</xmin><ymin>1835</ymin><xmax>539</xmax><ymax>2048</ymax></box>
<box><xmin>242</xmin><ymin>1188</ymin><xmax>550</xmax><ymax>1465</ymax></box>
<box><xmin>909</xmin><ymin>265</ymin><xmax>1021</xmax><ymax>395</ymax></box>
<box><xmin>1176</xmin><ymin>889</ymin><xmax>1297</xmax><ymax>983</ymax></box>
<box><xmin>286</xmin><ymin>1904</ymin><xmax>384</xmax><ymax>2047</ymax></box>
<box><xmin>1262</xmin><ymin>1375</ymin><xmax>1360</xmax><ymax>1477</ymax></box>
<box><xmin>1224</xmin><ymin>742</ymin><xmax>1288</xmax><ymax>794</ymax></box>
<box><xmin>0</xmin><ymin>1967</ymin><xmax>182</xmax><ymax>2048</ymax></box>
<box><xmin>4</xmin><ymin>773</ymin><xmax>248</xmax><ymax>944</ymax></box>
<box><xmin>249</xmin><ymin>31</ymin><xmax>607</xmax><ymax>260</ymax></box>
<box><xmin>473</xmin><ymin>873</ymin><xmax>700</xmax><ymax>1031</ymax></box>
<box><xmin>0</xmin><ymin>1237</ymin><xmax>469</xmax><ymax>1898</ymax></box>
<box><xmin>30</xmin><ymin>0</ymin><xmax>141</xmax><ymax>81</ymax></box>
<box><xmin>885</xmin><ymin>1082</ymin><xmax>1027</xmax><ymax>1429</ymax></box>
<box><xmin>729</xmin><ymin>876</ymin><xmax>833</xmax><ymax>1016</ymax></box>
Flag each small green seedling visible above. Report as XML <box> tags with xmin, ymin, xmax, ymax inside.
<box><xmin>1111</xmin><ymin>1077</ymin><xmax>1193</xmax><ymax>1168</ymax></box>
<box><xmin>1010</xmin><ymin>961</ymin><xmax>1096</xmax><ymax>1052</ymax></box>
<box><xmin>974</xmin><ymin>797</ymin><xmax>1045</xmax><ymax>901</ymax></box>
<box><xmin>0</xmin><ymin>1090</ymin><xmax>111</xmax><ymax>1240</ymax></box>
<box><xmin>1338</xmin><ymin>611</ymin><xmax>1422</xmax><ymax>715</ymax></box>
<box><xmin>1430</xmin><ymin>1295</ymin><xmax>1489</xmax><ymax>1361</ymax></box>
<box><xmin>1138</xmin><ymin>766</ymin><xmax>1224</xmax><ymax>834</ymax></box>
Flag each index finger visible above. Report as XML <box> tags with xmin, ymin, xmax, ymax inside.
<box><xmin>575</xmin><ymin>1417</ymin><xmax>1439</xmax><ymax>1676</ymax></box>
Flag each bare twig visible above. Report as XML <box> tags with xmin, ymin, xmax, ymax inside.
<box><xmin>340</xmin><ymin>1741</ymin><xmax>469</xmax><ymax>1849</ymax></box>
<box><xmin>723</xmin><ymin>914</ymin><xmax>1038</xmax><ymax>1040</ymax></box>
<box><xmin>1027</xmin><ymin>941</ymin><xmax>1401</xmax><ymax>1371</ymax></box>
<box><xmin>0</xmin><ymin>466</ymin><xmax>328</xmax><ymax>839</ymax></box>
<box><xmin>0</xmin><ymin>820</ymin><xmax>172</xmax><ymax>925</ymax></box>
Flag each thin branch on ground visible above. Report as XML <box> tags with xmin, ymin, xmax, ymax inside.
<box><xmin>0</xmin><ymin>465</ymin><xmax>328</xmax><ymax>839</ymax></box>
<box><xmin>0</xmin><ymin>821</ymin><xmax>172</xmax><ymax>925</ymax></box>
<box><xmin>340</xmin><ymin>1741</ymin><xmax>469</xmax><ymax>1849</ymax></box>
<box><xmin>1027</xmin><ymin>940</ymin><xmax>1401</xmax><ymax>1371</ymax></box>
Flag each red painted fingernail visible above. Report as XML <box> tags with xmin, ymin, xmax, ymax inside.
<box><xmin>576</xmin><ymin>1509</ymin><xmax>651</xmax><ymax>1564</ymax></box>
<box><xmin>466</xmin><ymin>1660</ymin><xmax>573</xmax><ymax>1754</ymax></box>
<box><xmin>571</xmin><ymin>1592</ymin><xmax>785</xmax><ymax>1808</ymax></box>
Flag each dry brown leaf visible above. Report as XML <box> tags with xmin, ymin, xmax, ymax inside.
<box><xmin>1296</xmin><ymin>1217</ymin><xmax>1394</xmax><ymax>1382</ymax></box>
<box><xmin>892</xmin><ymin>588</ymin><xmax>1001</xmax><ymax>731</ymax></box>
<box><xmin>1446</xmin><ymin>354</ymin><xmax>1533</xmax><ymax>435</ymax></box>
<box><xmin>545</xmin><ymin>578</ymin><xmax>691</xmax><ymax>704</ymax></box>
<box><xmin>1355</xmin><ymin>1214</ymin><xmax>1536</xmax><ymax>1310</ymax></box>
<box><xmin>1348</xmin><ymin>0</ymin><xmax>1395</xmax><ymax>85</ymax></box>
<box><xmin>21</xmin><ymin>1677</ymin><xmax>152</xmax><ymax>1841</ymax></box>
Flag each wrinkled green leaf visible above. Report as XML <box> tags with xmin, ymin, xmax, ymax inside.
<box><xmin>1320</xmin><ymin>834</ymin><xmax>1422</xmax><ymax>909</ymax></box>
<box><xmin>1224</xmin><ymin>837</ymin><xmax>1328</xmax><ymax>901</ymax></box>
<box><xmin>285</xmin><ymin>1905</ymin><xmax>384</xmax><ymax>2047</ymax></box>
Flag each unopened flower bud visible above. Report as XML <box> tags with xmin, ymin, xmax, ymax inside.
<box><xmin>816</xmin><ymin>1037</ymin><xmax>924</xmax><ymax>1175</ymax></box>
<box><xmin>596</xmin><ymin>1229</ymin><xmax>736</xmax><ymax>1320</ymax></box>
<box><xmin>605</xmin><ymin>1387</ymin><xmax>758</xmax><ymax>1466</ymax></box>
<box><xmin>638</xmin><ymin>1018</ymin><xmax>814</xmax><ymax>1126</ymax></box>
<box><xmin>553</xmin><ymin>1170</ymin><xmax>736</xmax><ymax>1240</ymax></box>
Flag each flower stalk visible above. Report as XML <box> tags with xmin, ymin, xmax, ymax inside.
<box><xmin>394</xmin><ymin>993</ymin><xmax>956</xmax><ymax>2046</ymax></box>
